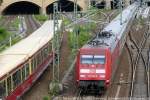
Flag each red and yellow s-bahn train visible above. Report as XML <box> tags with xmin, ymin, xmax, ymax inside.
<box><xmin>76</xmin><ymin>3</ymin><xmax>138</xmax><ymax>92</ymax></box>
<box><xmin>0</xmin><ymin>20</ymin><xmax>61</xmax><ymax>100</ymax></box>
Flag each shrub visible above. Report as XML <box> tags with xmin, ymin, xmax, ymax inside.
<box><xmin>0</xmin><ymin>27</ymin><xmax>10</xmax><ymax>41</ymax></box>
<box><xmin>35</xmin><ymin>15</ymin><xmax>48</xmax><ymax>22</ymax></box>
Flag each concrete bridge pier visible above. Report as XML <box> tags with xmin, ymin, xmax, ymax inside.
<box><xmin>106</xmin><ymin>0</ymin><xmax>111</xmax><ymax>9</ymax></box>
<box><xmin>125</xmin><ymin>0</ymin><xmax>130</xmax><ymax>6</ymax></box>
<box><xmin>41</xmin><ymin>7</ymin><xmax>46</xmax><ymax>15</ymax></box>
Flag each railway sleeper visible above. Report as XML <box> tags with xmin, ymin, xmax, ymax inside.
<box><xmin>79</xmin><ymin>81</ymin><xmax>106</xmax><ymax>94</ymax></box>
<box><xmin>114</xmin><ymin>81</ymin><xmax>132</xmax><ymax>85</ymax></box>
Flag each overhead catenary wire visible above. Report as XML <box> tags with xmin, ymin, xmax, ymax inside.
<box><xmin>52</xmin><ymin>1</ymin><xmax>60</xmax><ymax>83</ymax></box>
<box><xmin>73</xmin><ymin>0</ymin><xmax>78</xmax><ymax>51</ymax></box>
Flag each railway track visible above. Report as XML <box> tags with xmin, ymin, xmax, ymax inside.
<box><xmin>24</xmin><ymin>15</ymin><xmax>41</xmax><ymax>35</ymax></box>
<box><xmin>53</xmin><ymin>6</ymin><xmax>149</xmax><ymax>100</ymax></box>
<box><xmin>128</xmin><ymin>24</ymin><xmax>150</xmax><ymax>99</ymax></box>
<box><xmin>75</xmin><ymin>89</ymin><xmax>83</xmax><ymax>100</ymax></box>
<box><xmin>125</xmin><ymin>42</ymin><xmax>133</xmax><ymax>69</ymax></box>
<box><xmin>75</xmin><ymin>89</ymin><xmax>101</xmax><ymax>100</ymax></box>
<box><xmin>57</xmin><ymin>10</ymin><xmax>130</xmax><ymax>100</ymax></box>
<box><xmin>147</xmin><ymin>46</ymin><xmax>150</xmax><ymax>97</ymax></box>
<box><xmin>0</xmin><ymin>16</ymin><xmax>16</xmax><ymax>28</ymax></box>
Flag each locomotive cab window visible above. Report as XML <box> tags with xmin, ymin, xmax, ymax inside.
<box><xmin>93</xmin><ymin>55</ymin><xmax>105</xmax><ymax>64</ymax></box>
<box><xmin>81</xmin><ymin>55</ymin><xmax>105</xmax><ymax>64</ymax></box>
<box><xmin>81</xmin><ymin>55</ymin><xmax>93</xmax><ymax>64</ymax></box>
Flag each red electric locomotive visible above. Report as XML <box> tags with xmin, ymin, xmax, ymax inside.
<box><xmin>76</xmin><ymin>2</ymin><xmax>138</xmax><ymax>93</ymax></box>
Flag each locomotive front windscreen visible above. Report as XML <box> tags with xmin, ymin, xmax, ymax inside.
<box><xmin>81</xmin><ymin>55</ymin><xmax>105</xmax><ymax>64</ymax></box>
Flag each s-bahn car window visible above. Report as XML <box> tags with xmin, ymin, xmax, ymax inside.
<box><xmin>93</xmin><ymin>55</ymin><xmax>105</xmax><ymax>64</ymax></box>
<box><xmin>26</xmin><ymin>63</ymin><xmax>30</xmax><ymax>77</ymax></box>
<box><xmin>13</xmin><ymin>69</ymin><xmax>21</xmax><ymax>89</ymax></box>
<box><xmin>31</xmin><ymin>58</ymin><xmax>35</xmax><ymax>72</ymax></box>
<box><xmin>7</xmin><ymin>76</ymin><xmax>12</xmax><ymax>95</ymax></box>
<box><xmin>22</xmin><ymin>66</ymin><xmax>26</xmax><ymax>81</ymax></box>
<box><xmin>0</xmin><ymin>80</ymin><xmax>6</xmax><ymax>98</ymax></box>
<box><xmin>81</xmin><ymin>55</ymin><xmax>93</xmax><ymax>64</ymax></box>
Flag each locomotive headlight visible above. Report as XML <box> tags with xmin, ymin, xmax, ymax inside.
<box><xmin>96</xmin><ymin>69</ymin><xmax>105</xmax><ymax>74</ymax></box>
<box><xmin>80</xmin><ymin>69</ymin><xmax>90</xmax><ymax>73</ymax></box>
<box><xmin>100</xmin><ymin>75</ymin><xmax>105</xmax><ymax>78</ymax></box>
<box><xmin>80</xmin><ymin>75</ymin><xmax>86</xmax><ymax>77</ymax></box>
<box><xmin>106</xmin><ymin>80</ymin><xmax>110</xmax><ymax>83</ymax></box>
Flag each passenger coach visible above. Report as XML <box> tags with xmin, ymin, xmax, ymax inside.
<box><xmin>0</xmin><ymin>20</ymin><xmax>62</xmax><ymax>100</ymax></box>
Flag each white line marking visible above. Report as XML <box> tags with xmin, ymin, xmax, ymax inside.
<box><xmin>115</xmin><ymin>85</ymin><xmax>121</xmax><ymax>100</ymax></box>
<box><xmin>120</xmin><ymin>73</ymin><xmax>124</xmax><ymax>77</ymax></box>
<box><xmin>115</xmin><ymin>73</ymin><xmax>123</xmax><ymax>99</ymax></box>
